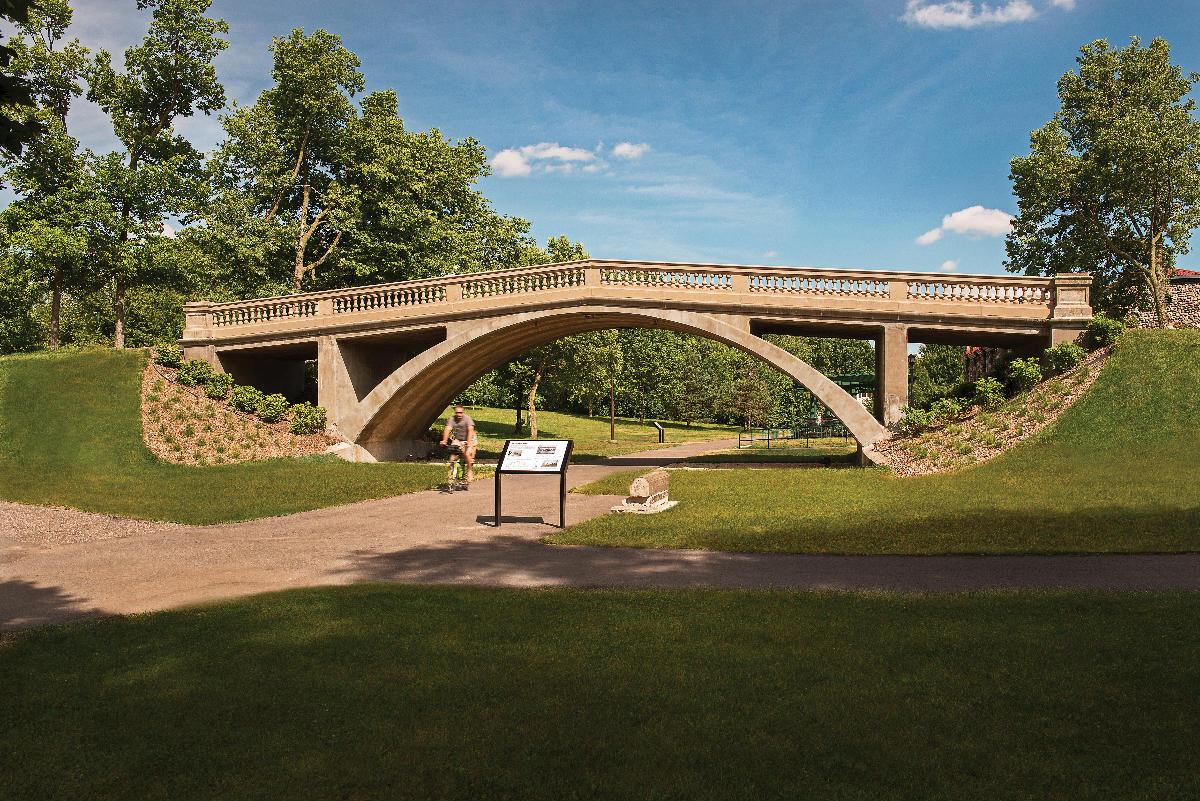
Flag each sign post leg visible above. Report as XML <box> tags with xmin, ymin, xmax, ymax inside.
<box><xmin>494</xmin><ymin>470</ymin><xmax>502</xmax><ymax>527</ymax></box>
<box><xmin>560</xmin><ymin>469</ymin><xmax>567</xmax><ymax>528</ymax></box>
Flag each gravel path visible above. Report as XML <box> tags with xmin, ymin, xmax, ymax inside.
<box><xmin>3</xmin><ymin>437</ymin><xmax>1198</xmax><ymax>632</ymax></box>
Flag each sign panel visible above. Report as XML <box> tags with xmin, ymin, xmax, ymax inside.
<box><xmin>498</xmin><ymin>440</ymin><xmax>571</xmax><ymax>473</ymax></box>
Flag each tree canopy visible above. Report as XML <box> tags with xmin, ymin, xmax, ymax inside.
<box><xmin>1006</xmin><ymin>37</ymin><xmax>1200</xmax><ymax>325</ymax></box>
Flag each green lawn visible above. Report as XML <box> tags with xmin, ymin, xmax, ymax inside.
<box><xmin>0</xmin><ymin>349</ymin><xmax>443</xmax><ymax>524</ymax></box>
<box><xmin>683</xmin><ymin>437</ymin><xmax>858</xmax><ymax>464</ymax></box>
<box><xmin>444</xmin><ymin>405</ymin><xmax>738</xmax><ymax>461</ymax></box>
<box><xmin>559</xmin><ymin>330</ymin><xmax>1200</xmax><ymax>553</ymax></box>
<box><xmin>1</xmin><ymin>585</ymin><xmax>1196</xmax><ymax>800</ymax></box>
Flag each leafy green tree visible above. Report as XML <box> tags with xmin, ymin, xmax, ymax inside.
<box><xmin>85</xmin><ymin>0</ymin><xmax>229</xmax><ymax>347</ymax></box>
<box><xmin>1006</xmin><ymin>37</ymin><xmax>1200</xmax><ymax>325</ymax></box>
<box><xmin>208</xmin><ymin>28</ymin><xmax>362</xmax><ymax>293</ymax></box>
<box><xmin>733</xmin><ymin>360</ymin><xmax>778</xmax><ymax>429</ymax></box>
<box><xmin>0</xmin><ymin>0</ymin><xmax>43</xmax><ymax>155</ymax></box>
<box><xmin>671</xmin><ymin>337</ymin><xmax>718</xmax><ymax>426</ymax></box>
<box><xmin>2</xmin><ymin>0</ymin><xmax>90</xmax><ymax>347</ymax></box>
<box><xmin>908</xmin><ymin>344</ymin><xmax>965</xmax><ymax>410</ymax></box>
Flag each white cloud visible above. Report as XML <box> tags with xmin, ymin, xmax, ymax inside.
<box><xmin>902</xmin><ymin>0</ymin><xmax>1038</xmax><ymax>29</ymax></box>
<box><xmin>490</xmin><ymin>142</ymin><xmax>601</xmax><ymax>177</ymax></box>
<box><xmin>939</xmin><ymin>259</ymin><xmax>959</xmax><ymax>272</ymax></box>
<box><xmin>491</xmin><ymin>149</ymin><xmax>533</xmax><ymax>177</ymax></box>
<box><xmin>1049</xmin><ymin>0</ymin><xmax>1075</xmax><ymax>7</ymax></box>
<box><xmin>582</xmin><ymin>163</ymin><xmax>603</xmax><ymax>173</ymax></box>
<box><xmin>762</xmin><ymin>251</ymin><xmax>778</xmax><ymax>259</ymax></box>
<box><xmin>916</xmin><ymin>205</ymin><xmax>1013</xmax><ymax>244</ymax></box>
<box><xmin>612</xmin><ymin>142</ymin><xmax>651</xmax><ymax>159</ymax></box>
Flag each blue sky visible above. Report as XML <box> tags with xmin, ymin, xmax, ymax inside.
<box><xmin>56</xmin><ymin>0</ymin><xmax>1200</xmax><ymax>275</ymax></box>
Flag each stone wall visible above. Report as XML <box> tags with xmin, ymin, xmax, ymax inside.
<box><xmin>1134</xmin><ymin>278</ymin><xmax>1200</xmax><ymax>328</ymax></box>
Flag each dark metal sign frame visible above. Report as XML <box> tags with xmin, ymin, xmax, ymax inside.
<box><xmin>494</xmin><ymin>439</ymin><xmax>574</xmax><ymax>528</ymax></box>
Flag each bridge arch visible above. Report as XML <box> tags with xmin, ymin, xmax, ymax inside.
<box><xmin>338</xmin><ymin>305</ymin><xmax>888</xmax><ymax>458</ymax></box>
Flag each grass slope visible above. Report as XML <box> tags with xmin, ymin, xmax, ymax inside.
<box><xmin>1</xmin><ymin>585</ymin><xmax>1197</xmax><ymax>800</ymax></box>
<box><xmin>0</xmin><ymin>349</ymin><xmax>442</xmax><ymax>524</ymax></box>
<box><xmin>559</xmin><ymin>330</ymin><xmax>1200</xmax><ymax>553</ymax></box>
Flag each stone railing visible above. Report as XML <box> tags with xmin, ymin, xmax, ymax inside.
<box><xmin>183</xmin><ymin>260</ymin><xmax>1088</xmax><ymax>334</ymax></box>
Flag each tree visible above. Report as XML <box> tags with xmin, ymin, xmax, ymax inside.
<box><xmin>908</xmin><ymin>344</ymin><xmax>965</xmax><ymax>410</ymax></box>
<box><xmin>2</xmin><ymin>0</ymin><xmax>90</xmax><ymax>347</ymax></box>
<box><xmin>85</xmin><ymin>0</ymin><xmax>228</xmax><ymax>347</ymax></box>
<box><xmin>672</xmin><ymin>337</ymin><xmax>717</xmax><ymax>426</ymax></box>
<box><xmin>0</xmin><ymin>0</ymin><xmax>43</xmax><ymax>155</ymax></box>
<box><xmin>1006</xmin><ymin>37</ymin><xmax>1200</xmax><ymax>327</ymax></box>
<box><xmin>733</xmin><ymin>360</ymin><xmax>777</xmax><ymax>429</ymax></box>
<box><xmin>209</xmin><ymin>28</ymin><xmax>362</xmax><ymax>292</ymax></box>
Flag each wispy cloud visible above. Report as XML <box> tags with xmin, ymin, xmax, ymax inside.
<box><xmin>916</xmin><ymin>205</ymin><xmax>1013</xmax><ymax>244</ymax></box>
<box><xmin>902</xmin><ymin>0</ymin><xmax>1043</xmax><ymax>29</ymax></box>
<box><xmin>939</xmin><ymin>259</ymin><xmax>959</xmax><ymax>271</ymax></box>
<box><xmin>612</xmin><ymin>142</ymin><xmax>651</xmax><ymax>159</ymax></box>
<box><xmin>490</xmin><ymin>142</ymin><xmax>599</xmax><ymax>177</ymax></box>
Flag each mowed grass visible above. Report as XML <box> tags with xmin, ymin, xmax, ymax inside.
<box><xmin>444</xmin><ymin>405</ymin><xmax>738</xmax><ymax>461</ymax></box>
<box><xmin>559</xmin><ymin>330</ymin><xmax>1200</xmax><ymax>553</ymax></box>
<box><xmin>0</xmin><ymin>349</ymin><xmax>443</xmax><ymax>524</ymax></box>
<box><xmin>1</xmin><ymin>585</ymin><xmax>1196</xmax><ymax>800</ymax></box>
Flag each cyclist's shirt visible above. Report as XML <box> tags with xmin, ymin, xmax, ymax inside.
<box><xmin>450</xmin><ymin>414</ymin><xmax>475</xmax><ymax>442</ymax></box>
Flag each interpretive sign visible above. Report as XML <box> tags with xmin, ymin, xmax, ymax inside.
<box><xmin>494</xmin><ymin>439</ymin><xmax>574</xmax><ymax>528</ymax></box>
<box><xmin>497</xmin><ymin>440</ymin><xmax>571</xmax><ymax>473</ymax></box>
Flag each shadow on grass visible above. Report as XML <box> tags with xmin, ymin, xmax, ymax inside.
<box><xmin>0</xmin><ymin>579</ymin><xmax>113</xmax><ymax>631</ymax></box>
<box><xmin>327</xmin><ymin>535</ymin><xmax>1200</xmax><ymax>591</ymax></box>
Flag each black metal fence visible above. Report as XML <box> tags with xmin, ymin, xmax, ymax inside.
<box><xmin>738</xmin><ymin>420</ymin><xmax>851</xmax><ymax>449</ymax></box>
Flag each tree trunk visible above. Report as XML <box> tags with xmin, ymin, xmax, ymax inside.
<box><xmin>513</xmin><ymin>383</ymin><xmax>524</xmax><ymax>433</ymax></box>
<box><xmin>610</xmin><ymin>377</ymin><xmax>616</xmax><ymax>442</ymax></box>
<box><xmin>113</xmin><ymin>275</ymin><xmax>126</xmax><ymax>349</ymax></box>
<box><xmin>49</xmin><ymin>268</ymin><xmax>61</xmax><ymax>349</ymax></box>
<box><xmin>639</xmin><ymin>395</ymin><xmax>645</xmax><ymax>425</ymax></box>
<box><xmin>527</xmin><ymin>350</ymin><xmax>554</xmax><ymax>439</ymax></box>
<box><xmin>1148</xmin><ymin>241</ymin><xmax>1170</xmax><ymax>329</ymax></box>
<box><xmin>293</xmin><ymin>182</ymin><xmax>311</xmax><ymax>291</ymax></box>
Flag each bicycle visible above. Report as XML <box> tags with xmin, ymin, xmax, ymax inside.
<box><xmin>437</xmin><ymin>442</ymin><xmax>470</xmax><ymax>492</ymax></box>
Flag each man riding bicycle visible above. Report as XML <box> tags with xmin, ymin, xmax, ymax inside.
<box><xmin>439</xmin><ymin>405</ymin><xmax>478</xmax><ymax>485</ymax></box>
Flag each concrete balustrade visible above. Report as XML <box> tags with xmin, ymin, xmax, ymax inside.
<box><xmin>180</xmin><ymin>259</ymin><xmax>1091</xmax><ymax>462</ymax></box>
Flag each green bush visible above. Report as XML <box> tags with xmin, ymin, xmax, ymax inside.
<box><xmin>898</xmin><ymin>406</ymin><xmax>933</xmax><ymax>433</ymax></box>
<box><xmin>176</xmin><ymin>359</ymin><xmax>214</xmax><ymax>387</ymax></box>
<box><xmin>229</xmin><ymin>385</ymin><xmax>265</xmax><ymax>415</ymax></box>
<box><xmin>289</xmin><ymin>402</ymin><xmax>327</xmax><ymax>435</ymax></box>
<box><xmin>204</xmin><ymin>372</ymin><xmax>233</xmax><ymax>400</ymax></box>
<box><xmin>1008</xmin><ymin>358</ymin><xmax>1042</xmax><ymax>393</ymax></box>
<box><xmin>973</xmin><ymin>377</ymin><xmax>1004</xmax><ymax>408</ymax></box>
<box><xmin>1087</xmin><ymin>313</ymin><xmax>1125</xmax><ymax>347</ymax></box>
<box><xmin>257</xmin><ymin>393</ymin><xmax>290</xmax><ymax>424</ymax></box>
<box><xmin>930</xmin><ymin>396</ymin><xmax>965</xmax><ymax>422</ymax></box>
<box><xmin>154</xmin><ymin>343</ymin><xmax>183</xmax><ymax>368</ymax></box>
<box><xmin>1044</xmin><ymin>342</ymin><xmax>1087</xmax><ymax>375</ymax></box>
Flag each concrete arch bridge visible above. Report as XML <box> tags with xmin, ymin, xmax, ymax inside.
<box><xmin>181</xmin><ymin>260</ymin><xmax>1092</xmax><ymax>462</ymax></box>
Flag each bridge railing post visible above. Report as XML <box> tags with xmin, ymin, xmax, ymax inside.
<box><xmin>1051</xmin><ymin>273</ymin><xmax>1092</xmax><ymax>319</ymax></box>
<box><xmin>447</xmin><ymin>279</ymin><xmax>464</xmax><ymax>301</ymax></box>
<box><xmin>182</xmin><ymin>301</ymin><xmax>213</xmax><ymax>336</ymax></box>
<box><xmin>888</xmin><ymin>279</ymin><xmax>907</xmax><ymax>300</ymax></box>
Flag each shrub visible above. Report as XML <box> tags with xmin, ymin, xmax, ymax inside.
<box><xmin>289</xmin><ymin>402</ymin><xmax>327</xmax><ymax>435</ymax></box>
<box><xmin>898</xmin><ymin>406</ymin><xmax>933</xmax><ymax>433</ymax></box>
<box><xmin>1044</xmin><ymin>342</ymin><xmax>1087</xmax><ymax>375</ymax></box>
<box><xmin>175</xmin><ymin>359</ymin><xmax>214</xmax><ymax>386</ymax></box>
<box><xmin>155</xmin><ymin>343</ymin><xmax>183</xmax><ymax>368</ymax></box>
<box><xmin>1086</xmin><ymin>313</ymin><xmax>1125</xmax><ymax>347</ymax></box>
<box><xmin>973</xmin><ymin>377</ymin><xmax>1004</xmax><ymax>408</ymax></box>
<box><xmin>229</xmin><ymin>385</ymin><xmax>265</xmax><ymax>415</ymax></box>
<box><xmin>204</xmin><ymin>372</ymin><xmax>233</xmax><ymax>400</ymax></box>
<box><xmin>930</xmin><ymin>396</ymin><xmax>965</xmax><ymax>422</ymax></box>
<box><xmin>257</xmin><ymin>393</ymin><xmax>289</xmax><ymax>424</ymax></box>
<box><xmin>1007</xmin><ymin>358</ymin><xmax>1042</xmax><ymax>393</ymax></box>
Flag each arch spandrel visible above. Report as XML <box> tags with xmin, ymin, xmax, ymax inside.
<box><xmin>341</xmin><ymin>306</ymin><xmax>889</xmax><ymax>450</ymax></box>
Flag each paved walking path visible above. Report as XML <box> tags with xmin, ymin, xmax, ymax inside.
<box><xmin>3</xmin><ymin>437</ymin><xmax>1198</xmax><ymax>631</ymax></box>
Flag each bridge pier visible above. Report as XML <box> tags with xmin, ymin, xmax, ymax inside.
<box><xmin>874</xmin><ymin>324</ymin><xmax>909</xmax><ymax>426</ymax></box>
